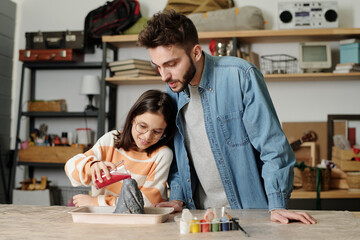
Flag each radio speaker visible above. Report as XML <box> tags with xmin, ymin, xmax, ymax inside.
<box><xmin>278</xmin><ymin>1</ymin><xmax>338</xmax><ymax>29</ymax></box>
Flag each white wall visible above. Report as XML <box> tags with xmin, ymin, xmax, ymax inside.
<box><xmin>10</xmin><ymin>0</ymin><xmax>360</xmax><ymax>187</ymax></box>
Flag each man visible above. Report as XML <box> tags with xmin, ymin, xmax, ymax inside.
<box><xmin>138</xmin><ymin>10</ymin><xmax>316</xmax><ymax>224</ymax></box>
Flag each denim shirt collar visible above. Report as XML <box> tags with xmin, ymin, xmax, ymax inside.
<box><xmin>198</xmin><ymin>51</ymin><xmax>215</xmax><ymax>92</ymax></box>
<box><xmin>182</xmin><ymin>51</ymin><xmax>215</xmax><ymax>98</ymax></box>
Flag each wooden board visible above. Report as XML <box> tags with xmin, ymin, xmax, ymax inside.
<box><xmin>18</xmin><ymin>146</ymin><xmax>84</xmax><ymax>164</ymax></box>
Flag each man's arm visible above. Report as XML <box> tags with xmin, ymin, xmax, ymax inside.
<box><xmin>241</xmin><ymin>67</ymin><xmax>316</xmax><ymax>224</ymax></box>
<box><xmin>241</xmin><ymin>66</ymin><xmax>295</xmax><ymax>209</ymax></box>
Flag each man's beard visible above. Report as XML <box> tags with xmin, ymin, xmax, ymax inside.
<box><xmin>169</xmin><ymin>57</ymin><xmax>196</xmax><ymax>93</ymax></box>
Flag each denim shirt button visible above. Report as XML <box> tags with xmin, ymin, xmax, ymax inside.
<box><xmin>189</xmin><ymin>199</ymin><xmax>192</xmax><ymax>202</ymax></box>
<box><xmin>187</xmin><ymin>178</ymin><xmax>190</xmax><ymax>182</ymax></box>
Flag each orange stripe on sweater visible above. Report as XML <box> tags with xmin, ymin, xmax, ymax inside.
<box><xmin>141</xmin><ymin>187</ymin><xmax>165</xmax><ymax>204</ymax></box>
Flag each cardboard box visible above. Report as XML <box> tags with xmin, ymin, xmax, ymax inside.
<box><xmin>18</xmin><ymin>146</ymin><xmax>85</xmax><ymax>164</ymax></box>
<box><xmin>283</xmin><ymin>121</ymin><xmax>346</xmax><ymax>189</ymax></box>
<box><xmin>27</xmin><ymin>99</ymin><xmax>67</xmax><ymax>112</ymax></box>
<box><xmin>340</xmin><ymin>43</ymin><xmax>360</xmax><ymax>64</ymax></box>
<box><xmin>332</xmin><ymin>146</ymin><xmax>360</xmax><ymax>171</ymax></box>
<box><xmin>282</xmin><ymin>121</ymin><xmax>346</xmax><ymax>162</ymax></box>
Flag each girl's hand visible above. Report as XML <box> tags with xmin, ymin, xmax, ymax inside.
<box><xmin>90</xmin><ymin>161</ymin><xmax>117</xmax><ymax>183</ymax></box>
<box><xmin>151</xmin><ymin>200</ymin><xmax>183</xmax><ymax>212</ymax></box>
<box><xmin>72</xmin><ymin>194</ymin><xmax>95</xmax><ymax>207</ymax></box>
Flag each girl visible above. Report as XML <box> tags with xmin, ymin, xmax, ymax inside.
<box><xmin>65</xmin><ymin>90</ymin><xmax>176</xmax><ymax>207</ymax></box>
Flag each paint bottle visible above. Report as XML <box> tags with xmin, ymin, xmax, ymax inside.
<box><xmin>190</xmin><ymin>217</ymin><xmax>200</xmax><ymax>233</ymax></box>
<box><xmin>179</xmin><ymin>209</ymin><xmax>192</xmax><ymax>234</ymax></box>
<box><xmin>180</xmin><ymin>219</ymin><xmax>191</xmax><ymax>234</ymax></box>
<box><xmin>231</xmin><ymin>217</ymin><xmax>240</xmax><ymax>230</ymax></box>
<box><xmin>211</xmin><ymin>218</ymin><xmax>220</xmax><ymax>232</ymax></box>
<box><xmin>200</xmin><ymin>219</ymin><xmax>210</xmax><ymax>232</ymax></box>
<box><xmin>220</xmin><ymin>216</ymin><xmax>230</xmax><ymax>231</ymax></box>
<box><xmin>204</xmin><ymin>208</ymin><xmax>215</xmax><ymax>222</ymax></box>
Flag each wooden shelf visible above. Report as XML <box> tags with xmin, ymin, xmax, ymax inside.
<box><xmin>21</xmin><ymin>111</ymin><xmax>100</xmax><ymax>118</ymax></box>
<box><xmin>102</xmin><ymin>28</ymin><xmax>360</xmax><ymax>47</ymax></box>
<box><xmin>105</xmin><ymin>76</ymin><xmax>162</xmax><ymax>85</ymax></box>
<box><xmin>291</xmin><ymin>189</ymin><xmax>360</xmax><ymax>199</ymax></box>
<box><xmin>105</xmin><ymin>72</ymin><xmax>360</xmax><ymax>85</ymax></box>
<box><xmin>23</xmin><ymin>61</ymin><xmax>103</xmax><ymax>70</ymax></box>
<box><xmin>102</xmin><ymin>28</ymin><xmax>360</xmax><ymax>83</ymax></box>
<box><xmin>264</xmin><ymin>72</ymin><xmax>360</xmax><ymax>82</ymax></box>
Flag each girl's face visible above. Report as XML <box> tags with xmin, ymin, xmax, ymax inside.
<box><xmin>131</xmin><ymin>112</ymin><xmax>167</xmax><ymax>151</ymax></box>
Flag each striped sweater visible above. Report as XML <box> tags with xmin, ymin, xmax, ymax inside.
<box><xmin>65</xmin><ymin>130</ymin><xmax>173</xmax><ymax>207</ymax></box>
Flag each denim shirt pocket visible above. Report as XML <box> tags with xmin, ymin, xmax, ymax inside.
<box><xmin>217</xmin><ymin>110</ymin><xmax>249</xmax><ymax>147</ymax></box>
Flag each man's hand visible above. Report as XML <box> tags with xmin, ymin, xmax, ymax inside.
<box><xmin>151</xmin><ymin>200</ymin><xmax>183</xmax><ymax>212</ymax></box>
<box><xmin>72</xmin><ymin>194</ymin><xmax>95</xmax><ymax>207</ymax></box>
<box><xmin>270</xmin><ymin>209</ymin><xmax>317</xmax><ymax>224</ymax></box>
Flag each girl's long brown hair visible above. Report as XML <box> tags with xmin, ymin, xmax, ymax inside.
<box><xmin>113</xmin><ymin>90</ymin><xmax>176</xmax><ymax>156</ymax></box>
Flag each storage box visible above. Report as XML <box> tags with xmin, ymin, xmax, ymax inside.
<box><xmin>13</xmin><ymin>189</ymin><xmax>51</xmax><ymax>206</ymax></box>
<box><xmin>346</xmin><ymin>172</ymin><xmax>360</xmax><ymax>191</ymax></box>
<box><xmin>25</xmin><ymin>30</ymin><xmax>84</xmax><ymax>50</ymax></box>
<box><xmin>332</xmin><ymin>146</ymin><xmax>360</xmax><ymax>171</ymax></box>
<box><xmin>340</xmin><ymin>43</ymin><xmax>360</xmax><ymax>64</ymax></box>
<box><xmin>27</xmin><ymin>99</ymin><xmax>67</xmax><ymax>112</ymax></box>
<box><xmin>51</xmin><ymin>186</ymin><xmax>90</xmax><ymax>206</ymax></box>
<box><xmin>19</xmin><ymin>49</ymin><xmax>84</xmax><ymax>62</ymax></box>
<box><xmin>18</xmin><ymin>146</ymin><xmax>85</xmax><ymax>164</ymax></box>
<box><xmin>301</xmin><ymin>168</ymin><xmax>331</xmax><ymax>191</ymax></box>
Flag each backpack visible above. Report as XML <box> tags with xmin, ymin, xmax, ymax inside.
<box><xmin>84</xmin><ymin>0</ymin><xmax>141</xmax><ymax>53</ymax></box>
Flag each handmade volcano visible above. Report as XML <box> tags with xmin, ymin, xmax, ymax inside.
<box><xmin>113</xmin><ymin>178</ymin><xmax>144</xmax><ymax>214</ymax></box>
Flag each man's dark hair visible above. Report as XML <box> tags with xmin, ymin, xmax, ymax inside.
<box><xmin>138</xmin><ymin>9</ymin><xmax>199</xmax><ymax>52</ymax></box>
<box><xmin>113</xmin><ymin>90</ymin><xmax>176</xmax><ymax>156</ymax></box>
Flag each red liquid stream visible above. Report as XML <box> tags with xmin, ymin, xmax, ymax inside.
<box><xmin>95</xmin><ymin>172</ymin><xmax>131</xmax><ymax>189</ymax></box>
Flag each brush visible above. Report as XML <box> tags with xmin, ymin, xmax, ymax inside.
<box><xmin>226</xmin><ymin>212</ymin><xmax>250</xmax><ymax>237</ymax></box>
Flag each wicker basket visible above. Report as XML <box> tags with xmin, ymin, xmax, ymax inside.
<box><xmin>346</xmin><ymin>172</ymin><xmax>360</xmax><ymax>192</ymax></box>
<box><xmin>301</xmin><ymin>168</ymin><xmax>331</xmax><ymax>191</ymax></box>
<box><xmin>51</xmin><ymin>186</ymin><xmax>90</xmax><ymax>206</ymax></box>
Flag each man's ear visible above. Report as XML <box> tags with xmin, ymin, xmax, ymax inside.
<box><xmin>192</xmin><ymin>44</ymin><xmax>202</xmax><ymax>62</ymax></box>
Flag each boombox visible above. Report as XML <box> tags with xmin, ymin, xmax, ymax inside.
<box><xmin>278</xmin><ymin>1</ymin><xmax>338</xmax><ymax>29</ymax></box>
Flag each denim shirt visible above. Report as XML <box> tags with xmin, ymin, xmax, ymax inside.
<box><xmin>167</xmin><ymin>52</ymin><xmax>295</xmax><ymax>211</ymax></box>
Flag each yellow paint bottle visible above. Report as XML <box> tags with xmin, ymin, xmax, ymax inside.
<box><xmin>190</xmin><ymin>218</ymin><xmax>200</xmax><ymax>233</ymax></box>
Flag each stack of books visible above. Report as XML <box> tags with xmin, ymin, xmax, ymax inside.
<box><xmin>333</xmin><ymin>62</ymin><xmax>360</xmax><ymax>73</ymax></box>
<box><xmin>109</xmin><ymin>59</ymin><xmax>158</xmax><ymax>77</ymax></box>
<box><xmin>339</xmin><ymin>38</ymin><xmax>360</xmax><ymax>45</ymax></box>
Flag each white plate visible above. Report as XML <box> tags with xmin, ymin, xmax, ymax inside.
<box><xmin>69</xmin><ymin>206</ymin><xmax>174</xmax><ymax>224</ymax></box>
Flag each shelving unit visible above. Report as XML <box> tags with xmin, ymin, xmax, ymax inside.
<box><xmin>101</xmin><ymin>28</ymin><xmax>360</xmax><ymax>85</ymax></box>
<box><xmin>15</xmin><ymin>61</ymin><xmax>116</xmax><ymax>138</ymax></box>
<box><xmin>99</xmin><ymin>29</ymin><xmax>360</xmax><ymax>210</ymax></box>
<box><xmin>10</xmin><ymin>61</ymin><xmax>116</xmax><ymax>203</ymax></box>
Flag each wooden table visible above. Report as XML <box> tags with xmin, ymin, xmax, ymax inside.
<box><xmin>0</xmin><ymin>204</ymin><xmax>359</xmax><ymax>239</ymax></box>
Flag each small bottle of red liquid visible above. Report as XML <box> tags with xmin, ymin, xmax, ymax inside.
<box><xmin>94</xmin><ymin>161</ymin><xmax>131</xmax><ymax>189</ymax></box>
